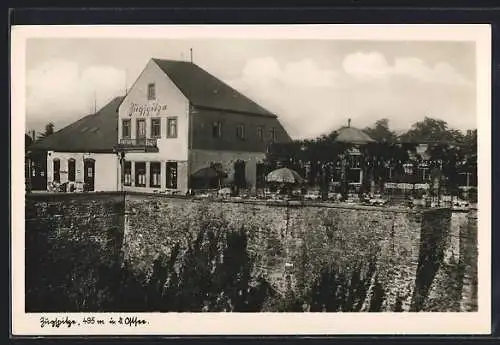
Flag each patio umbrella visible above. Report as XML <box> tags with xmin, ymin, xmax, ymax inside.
<box><xmin>266</xmin><ymin>167</ymin><xmax>304</xmax><ymax>184</ymax></box>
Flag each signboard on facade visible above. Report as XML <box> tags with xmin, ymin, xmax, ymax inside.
<box><xmin>127</xmin><ymin>102</ymin><xmax>168</xmax><ymax>117</ymax></box>
<box><xmin>385</xmin><ymin>183</ymin><xmax>430</xmax><ymax>190</ymax></box>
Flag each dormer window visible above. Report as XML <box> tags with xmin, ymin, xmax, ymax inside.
<box><xmin>147</xmin><ymin>83</ymin><xmax>156</xmax><ymax>100</ymax></box>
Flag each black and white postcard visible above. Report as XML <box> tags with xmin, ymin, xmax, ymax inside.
<box><xmin>11</xmin><ymin>24</ymin><xmax>491</xmax><ymax>335</ymax></box>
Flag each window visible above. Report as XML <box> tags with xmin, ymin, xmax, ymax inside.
<box><xmin>469</xmin><ymin>170</ymin><xmax>478</xmax><ymax>187</ymax></box>
<box><xmin>269</xmin><ymin>127</ymin><xmax>277</xmax><ymax>143</ymax></box>
<box><xmin>212</xmin><ymin>121</ymin><xmax>222</xmax><ymax>138</ymax></box>
<box><xmin>167</xmin><ymin>117</ymin><xmax>178</xmax><ymax>138</ymax></box>
<box><xmin>53</xmin><ymin>159</ymin><xmax>60</xmax><ymax>183</ymax></box>
<box><xmin>147</xmin><ymin>83</ymin><xmax>156</xmax><ymax>100</ymax></box>
<box><xmin>150</xmin><ymin>162</ymin><xmax>161</xmax><ymax>188</ymax></box>
<box><xmin>68</xmin><ymin>159</ymin><xmax>76</xmax><ymax>182</ymax></box>
<box><xmin>257</xmin><ymin>126</ymin><xmax>264</xmax><ymax>142</ymax></box>
<box><xmin>166</xmin><ymin>162</ymin><xmax>178</xmax><ymax>189</ymax></box>
<box><xmin>403</xmin><ymin>163</ymin><xmax>414</xmax><ymax>175</ymax></box>
<box><xmin>236</xmin><ymin>124</ymin><xmax>245</xmax><ymax>140</ymax></box>
<box><xmin>416</xmin><ymin>164</ymin><xmax>429</xmax><ymax>182</ymax></box>
<box><xmin>122</xmin><ymin>119</ymin><xmax>131</xmax><ymax>138</ymax></box>
<box><xmin>346</xmin><ymin>156</ymin><xmax>361</xmax><ymax>184</ymax></box>
<box><xmin>458</xmin><ymin>171</ymin><xmax>477</xmax><ymax>187</ymax></box>
<box><xmin>136</xmin><ymin>119</ymin><xmax>146</xmax><ymax>139</ymax></box>
<box><xmin>124</xmin><ymin>161</ymin><xmax>132</xmax><ymax>186</ymax></box>
<box><xmin>135</xmin><ymin>162</ymin><xmax>146</xmax><ymax>187</ymax></box>
<box><xmin>346</xmin><ymin>168</ymin><xmax>361</xmax><ymax>184</ymax></box>
<box><xmin>151</xmin><ymin>118</ymin><xmax>161</xmax><ymax>138</ymax></box>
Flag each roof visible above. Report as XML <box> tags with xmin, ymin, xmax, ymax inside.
<box><xmin>29</xmin><ymin>96</ymin><xmax>123</xmax><ymax>153</ymax></box>
<box><xmin>397</xmin><ymin>139</ymin><xmax>458</xmax><ymax>145</ymax></box>
<box><xmin>335</xmin><ymin>126</ymin><xmax>375</xmax><ymax>145</ymax></box>
<box><xmin>151</xmin><ymin>59</ymin><xmax>276</xmax><ymax>118</ymax></box>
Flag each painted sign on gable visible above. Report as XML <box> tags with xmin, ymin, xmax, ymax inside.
<box><xmin>128</xmin><ymin>102</ymin><xmax>168</xmax><ymax>117</ymax></box>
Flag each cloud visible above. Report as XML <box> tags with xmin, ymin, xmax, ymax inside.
<box><xmin>342</xmin><ymin>52</ymin><xmax>391</xmax><ymax>80</ymax></box>
<box><xmin>228</xmin><ymin>57</ymin><xmax>349</xmax><ymax>139</ymax></box>
<box><xmin>228</xmin><ymin>55</ymin><xmax>476</xmax><ymax>140</ymax></box>
<box><xmin>241</xmin><ymin>56</ymin><xmax>339</xmax><ymax>88</ymax></box>
<box><xmin>26</xmin><ymin>59</ymin><xmax>126</xmax><ymax>128</ymax></box>
<box><xmin>342</xmin><ymin>51</ymin><xmax>472</xmax><ymax>86</ymax></box>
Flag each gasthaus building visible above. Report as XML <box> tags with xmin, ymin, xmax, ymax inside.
<box><xmin>115</xmin><ymin>58</ymin><xmax>291</xmax><ymax>194</ymax></box>
<box><xmin>28</xmin><ymin>97</ymin><xmax>124</xmax><ymax>192</ymax></box>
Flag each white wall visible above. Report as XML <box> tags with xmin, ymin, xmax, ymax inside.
<box><xmin>121</xmin><ymin>159</ymin><xmax>189</xmax><ymax>194</ymax></box>
<box><xmin>118</xmin><ymin>59</ymin><xmax>190</xmax><ymax>162</ymax></box>
<box><xmin>47</xmin><ymin>151</ymin><xmax>119</xmax><ymax>192</ymax></box>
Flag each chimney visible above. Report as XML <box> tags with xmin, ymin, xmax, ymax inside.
<box><xmin>348</xmin><ymin>118</ymin><xmax>351</xmax><ymax>127</ymax></box>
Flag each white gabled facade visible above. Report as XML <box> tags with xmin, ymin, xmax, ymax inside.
<box><xmin>117</xmin><ymin>59</ymin><xmax>190</xmax><ymax>193</ymax></box>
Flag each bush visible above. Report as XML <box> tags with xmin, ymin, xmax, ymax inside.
<box><xmin>110</xmin><ymin>225</ymin><xmax>272</xmax><ymax>312</ymax></box>
<box><xmin>281</xmin><ymin>258</ymin><xmax>386</xmax><ymax>312</ymax></box>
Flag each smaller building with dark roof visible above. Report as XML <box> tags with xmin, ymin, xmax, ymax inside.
<box><xmin>28</xmin><ymin>97</ymin><xmax>123</xmax><ymax>192</ymax></box>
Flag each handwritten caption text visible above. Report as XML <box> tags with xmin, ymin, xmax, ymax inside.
<box><xmin>40</xmin><ymin>316</ymin><xmax>148</xmax><ymax>328</ymax></box>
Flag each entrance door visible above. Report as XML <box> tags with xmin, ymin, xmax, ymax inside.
<box><xmin>83</xmin><ymin>159</ymin><xmax>95</xmax><ymax>192</ymax></box>
<box><xmin>233</xmin><ymin>160</ymin><xmax>246</xmax><ymax>193</ymax></box>
<box><xmin>30</xmin><ymin>152</ymin><xmax>47</xmax><ymax>191</ymax></box>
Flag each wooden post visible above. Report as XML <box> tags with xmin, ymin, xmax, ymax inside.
<box><xmin>120</xmin><ymin>152</ymin><xmax>125</xmax><ymax>192</ymax></box>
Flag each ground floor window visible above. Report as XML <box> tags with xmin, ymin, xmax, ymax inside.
<box><xmin>135</xmin><ymin>162</ymin><xmax>146</xmax><ymax>187</ymax></box>
<box><xmin>53</xmin><ymin>159</ymin><xmax>60</xmax><ymax>183</ymax></box>
<box><xmin>166</xmin><ymin>162</ymin><xmax>178</xmax><ymax>189</ymax></box>
<box><xmin>346</xmin><ymin>168</ymin><xmax>361</xmax><ymax>184</ymax></box>
<box><xmin>150</xmin><ymin>162</ymin><xmax>161</xmax><ymax>188</ymax></box>
<box><xmin>415</xmin><ymin>165</ymin><xmax>430</xmax><ymax>182</ymax></box>
<box><xmin>457</xmin><ymin>171</ymin><xmax>477</xmax><ymax>187</ymax></box>
<box><xmin>124</xmin><ymin>161</ymin><xmax>131</xmax><ymax>186</ymax></box>
<box><xmin>68</xmin><ymin>158</ymin><xmax>76</xmax><ymax>182</ymax></box>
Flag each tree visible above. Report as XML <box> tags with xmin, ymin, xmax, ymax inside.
<box><xmin>25</xmin><ymin>134</ymin><xmax>33</xmax><ymax>148</ymax></box>
<box><xmin>399</xmin><ymin>117</ymin><xmax>461</xmax><ymax>143</ymax></box>
<box><xmin>304</xmin><ymin>259</ymin><xmax>384</xmax><ymax>312</ymax></box>
<box><xmin>364</xmin><ymin>119</ymin><xmax>398</xmax><ymax>143</ymax></box>
<box><xmin>458</xmin><ymin>129</ymin><xmax>477</xmax><ymax>165</ymax></box>
<box><xmin>37</xmin><ymin>122</ymin><xmax>55</xmax><ymax>140</ymax></box>
<box><xmin>115</xmin><ymin>216</ymin><xmax>272</xmax><ymax>312</ymax></box>
<box><xmin>360</xmin><ymin>142</ymin><xmax>417</xmax><ymax>194</ymax></box>
<box><xmin>426</xmin><ymin>143</ymin><xmax>466</xmax><ymax>202</ymax></box>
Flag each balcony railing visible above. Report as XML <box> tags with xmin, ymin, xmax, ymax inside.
<box><xmin>114</xmin><ymin>138</ymin><xmax>159</xmax><ymax>152</ymax></box>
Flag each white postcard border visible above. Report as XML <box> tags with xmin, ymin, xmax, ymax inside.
<box><xmin>11</xmin><ymin>24</ymin><xmax>492</xmax><ymax>336</ymax></box>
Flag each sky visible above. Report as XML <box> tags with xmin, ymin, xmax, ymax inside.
<box><xmin>25</xmin><ymin>38</ymin><xmax>477</xmax><ymax>140</ymax></box>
